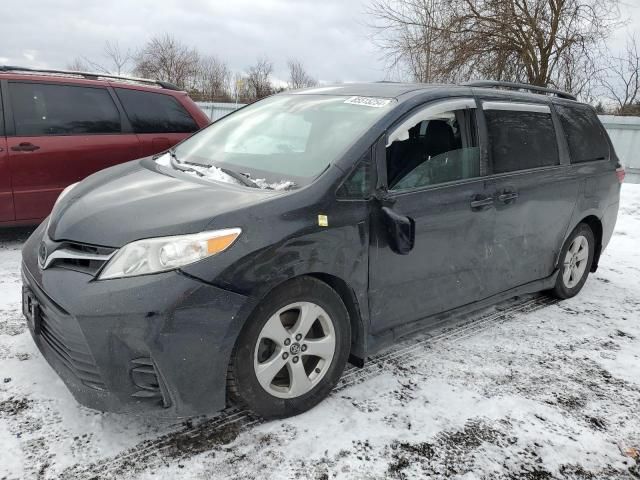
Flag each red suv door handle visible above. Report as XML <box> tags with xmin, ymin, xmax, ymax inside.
<box><xmin>11</xmin><ymin>142</ymin><xmax>41</xmax><ymax>152</ymax></box>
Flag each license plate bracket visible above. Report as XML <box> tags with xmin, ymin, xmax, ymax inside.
<box><xmin>22</xmin><ymin>287</ymin><xmax>41</xmax><ymax>335</ymax></box>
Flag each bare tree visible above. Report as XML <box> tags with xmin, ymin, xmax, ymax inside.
<box><xmin>67</xmin><ymin>57</ymin><xmax>90</xmax><ymax>72</ymax></box>
<box><xmin>367</xmin><ymin>0</ymin><xmax>621</xmax><ymax>88</ymax></box>
<box><xmin>102</xmin><ymin>41</ymin><xmax>132</xmax><ymax>75</ymax></box>
<box><xmin>552</xmin><ymin>43</ymin><xmax>603</xmax><ymax>103</ymax></box>
<box><xmin>134</xmin><ymin>34</ymin><xmax>200</xmax><ymax>89</ymax></box>
<box><xmin>287</xmin><ymin>59</ymin><xmax>318</xmax><ymax>89</ymax></box>
<box><xmin>367</xmin><ymin>0</ymin><xmax>454</xmax><ymax>82</ymax></box>
<box><xmin>197</xmin><ymin>55</ymin><xmax>232</xmax><ymax>101</ymax></box>
<box><xmin>600</xmin><ymin>34</ymin><xmax>640</xmax><ymax>115</ymax></box>
<box><xmin>245</xmin><ymin>57</ymin><xmax>274</xmax><ymax>100</ymax></box>
<box><xmin>69</xmin><ymin>42</ymin><xmax>133</xmax><ymax>76</ymax></box>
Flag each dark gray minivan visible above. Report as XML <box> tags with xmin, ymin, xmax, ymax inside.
<box><xmin>22</xmin><ymin>81</ymin><xmax>623</xmax><ymax>419</ymax></box>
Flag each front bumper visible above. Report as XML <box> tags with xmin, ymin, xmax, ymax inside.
<box><xmin>22</xmin><ymin>223</ymin><xmax>253</xmax><ymax>417</ymax></box>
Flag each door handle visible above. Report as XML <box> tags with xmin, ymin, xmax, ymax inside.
<box><xmin>497</xmin><ymin>192</ymin><xmax>519</xmax><ymax>203</ymax></box>
<box><xmin>470</xmin><ymin>195</ymin><xmax>494</xmax><ymax>210</ymax></box>
<box><xmin>11</xmin><ymin>142</ymin><xmax>41</xmax><ymax>152</ymax></box>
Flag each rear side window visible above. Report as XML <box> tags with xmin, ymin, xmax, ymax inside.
<box><xmin>9</xmin><ymin>82</ymin><xmax>121</xmax><ymax>136</ymax></box>
<box><xmin>115</xmin><ymin>88</ymin><xmax>198</xmax><ymax>134</ymax></box>
<box><xmin>484</xmin><ymin>106</ymin><xmax>559</xmax><ymax>174</ymax></box>
<box><xmin>555</xmin><ymin>104</ymin><xmax>609</xmax><ymax>163</ymax></box>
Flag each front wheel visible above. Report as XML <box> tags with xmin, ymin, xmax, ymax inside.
<box><xmin>551</xmin><ymin>223</ymin><xmax>595</xmax><ymax>299</ymax></box>
<box><xmin>227</xmin><ymin>277</ymin><xmax>351</xmax><ymax>419</ymax></box>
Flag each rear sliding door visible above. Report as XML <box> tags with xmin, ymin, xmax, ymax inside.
<box><xmin>478</xmin><ymin>100</ymin><xmax>578</xmax><ymax>296</ymax></box>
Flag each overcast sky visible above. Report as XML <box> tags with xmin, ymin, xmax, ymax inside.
<box><xmin>1</xmin><ymin>0</ymin><xmax>639</xmax><ymax>84</ymax></box>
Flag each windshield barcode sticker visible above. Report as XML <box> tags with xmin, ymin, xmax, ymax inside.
<box><xmin>344</xmin><ymin>96</ymin><xmax>392</xmax><ymax>108</ymax></box>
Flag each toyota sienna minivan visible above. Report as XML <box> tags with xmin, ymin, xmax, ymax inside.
<box><xmin>22</xmin><ymin>81</ymin><xmax>623</xmax><ymax>419</ymax></box>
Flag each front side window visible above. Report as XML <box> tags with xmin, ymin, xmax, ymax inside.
<box><xmin>386</xmin><ymin>100</ymin><xmax>480</xmax><ymax>190</ymax></box>
<box><xmin>115</xmin><ymin>88</ymin><xmax>198</xmax><ymax>134</ymax></box>
<box><xmin>484</xmin><ymin>104</ymin><xmax>559</xmax><ymax>174</ymax></box>
<box><xmin>9</xmin><ymin>82</ymin><xmax>121</xmax><ymax>136</ymax></box>
<box><xmin>555</xmin><ymin>104</ymin><xmax>609</xmax><ymax>163</ymax></box>
<box><xmin>173</xmin><ymin>94</ymin><xmax>395</xmax><ymax>187</ymax></box>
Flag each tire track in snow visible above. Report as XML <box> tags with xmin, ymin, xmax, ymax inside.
<box><xmin>61</xmin><ymin>293</ymin><xmax>558</xmax><ymax>480</ymax></box>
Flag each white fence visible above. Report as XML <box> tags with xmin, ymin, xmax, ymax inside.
<box><xmin>196</xmin><ymin>102</ymin><xmax>245</xmax><ymax>122</ymax></box>
<box><xmin>599</xmin><ymin>116</ymin><xmax>640</xmax><ymax>176</ymax></box>
<box><xmin>195</xmin><ymin>102</ymin><xmax>640</xmax><ymax>178</ymax></box>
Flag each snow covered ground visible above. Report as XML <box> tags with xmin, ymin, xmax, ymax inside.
<box><xmin>1</xmin><ymin>185</ymin><xmax>639</xmax><ymax>480</ymax></box>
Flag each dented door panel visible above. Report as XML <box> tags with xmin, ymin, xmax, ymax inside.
<box><xmin>368</xmin><ymin>178</ymin><xmax>494</xmax><ymax>333</ymax></box>
<box><xmin>482</xmin><ymin>166</ymin><xmax>579</xmax><ymax>296</ymax></box>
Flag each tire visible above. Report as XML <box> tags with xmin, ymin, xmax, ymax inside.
<box><xmin>551</xmin><ymin>223</ymin><xmax>595</xmax><ymax>299</ymax></box>
<box><xmin>227</xmin><ymin>277</ymin><xmax>351</xmax><ymax>419</ymax></box>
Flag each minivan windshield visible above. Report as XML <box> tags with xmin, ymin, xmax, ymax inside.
<box><xmin>172</xmin><ymin>94</ymin><xmax>395</xmax><ymax>188</ymax></box>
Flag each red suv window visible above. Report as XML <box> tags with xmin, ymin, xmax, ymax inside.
<box><xmin>9</xmin><ymin>82</ymin><xmax>121</xmax><ymax>136</ymax></box>
<box><xmin>115</xmin><ymin>88</ymin><xmax>198</xmax><ymax>134</ymax></box>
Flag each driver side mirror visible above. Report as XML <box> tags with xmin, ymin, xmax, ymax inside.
<box><xmin>381</xmin><ymin>206</ymin><xmax>415</xmax><ymax>255</ymax></box>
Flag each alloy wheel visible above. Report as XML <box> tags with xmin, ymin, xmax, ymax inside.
<box><xmin>253</xmin><ymin>302</ymin><xmax>336</xmax><ymax>399</ymax></box>
<box><xmin>562</xmin><ymin>235</ymin><xmax>589</xmax><ymax>289</ymax></box>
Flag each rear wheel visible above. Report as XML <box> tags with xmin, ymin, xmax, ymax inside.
<box><xmin>551</xmin><ymin>223</ymin><xmax>595</xmax><ymax>299</ymax></box>
<box><xmin>227</xmin><ymin>277</ymin><xmax>350</xmax><ymax>418</ymax></box>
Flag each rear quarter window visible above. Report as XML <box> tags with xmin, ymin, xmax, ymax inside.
<box><xmin>555</xmin><ymin>104</ymin><xmax>609</xmax><ymax>163</ymax></box>
<box><xmin>115</xmin><ymin>88</ymin><xmax>198</xmax><ymax>134</ymax></box>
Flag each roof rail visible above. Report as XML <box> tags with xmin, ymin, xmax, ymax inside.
<box><xmin>462</xmin><ymin>80</ymin><xmax>577</xmax><ymax>101</ymax></box>
<box><xmin>0</xmin><ymin>65</ymin><xmax>181</xmax><ymax>91</ymax></box>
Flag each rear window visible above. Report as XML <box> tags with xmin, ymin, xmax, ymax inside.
<box><xmin>115</xmin><ymin>88</ymin><xmax>198</xmax><ymax>134</ymax></box>
<box><xmin>555</xmin><ymin>104</ymin><xmax>609</xmax><ymax>163</ymax></box>
<box><xmin>9</xmin><ymin>82</ymin><xmax>121</xmax><ymax>136</ymax></box>
<box><xmin>485</xmin><ymin>108</ymin><xmax>559</xmax><ymax>174</ymax></box>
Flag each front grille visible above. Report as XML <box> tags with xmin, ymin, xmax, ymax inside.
<box><xmin>39</xmin><ymin>305</ymin><xmax>106</xmax><ymax>391</ymax></box>
<box><xmin>44</xmin><ymin>241</ymin><xmax>116</xmax><ymax>276</ymax></box>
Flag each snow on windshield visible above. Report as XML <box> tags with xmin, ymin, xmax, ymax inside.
<box><xmin>154</xmin><ymin>153</ymin><xmax>295</xmax><ymax>191</ymax></box>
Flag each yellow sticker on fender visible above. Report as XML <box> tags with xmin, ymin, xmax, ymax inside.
<box><xmin>318</xmin><ymin>215</ymin><xmax>328</xmax><ymax>227</ymax></box>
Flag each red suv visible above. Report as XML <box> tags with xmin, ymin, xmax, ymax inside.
<box><xmin>0</xmin><ymin>66</ymin><xmax>209</xmax><ymax>226</ymax></box>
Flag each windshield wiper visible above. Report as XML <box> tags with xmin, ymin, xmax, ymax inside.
<box><xmin>168</xmin><ymin>150</ymin><xmax>258</xmax><ymax>188</ymax></box>
<box><xmin>168</xmin><ymin>150</ymin><xmax>204</xmax><ymax>177</ymax></box>
<box><xmin>215</xmin><ymin>166</ymin><xmax>259</xmax><ymax>188</ymax></box>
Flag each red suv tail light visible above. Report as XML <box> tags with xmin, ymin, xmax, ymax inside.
<box><xmin>616</xmin><ymin>167</ymin><xmax>626</xmax><ymax>184</ymax></box>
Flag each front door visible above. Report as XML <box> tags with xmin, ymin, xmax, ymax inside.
<box><xmin>5</xmin><ymin>81</ymin><xmax>141</xmax><ymax>222</ymax></box>
<box><xmin>369</xmin><ymin>98</ymin><xmax>494</xmax><ymax>333</ymax></box>
<box><xmin>0</xmin><ymin>83</ymin><xmax>13</xmax><ymax>223</ymax></box>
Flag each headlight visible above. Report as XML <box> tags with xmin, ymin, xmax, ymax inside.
<box><xmin>98</xmin><ymin>228</ymin><xmax>241</xmax><ymax>280</ymax></box>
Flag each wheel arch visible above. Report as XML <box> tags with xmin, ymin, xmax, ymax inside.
<box><xmin>306</xmin><ymin>272</ymin><xmax>367</xmax><ymax>366</ymax></box>
<box><xmin>579</xmin><ymin>215</ymin><xmax>603</xmax><ymax>272</ymax></box>
<box><xmin>237</xmin><ymin>272</ymin><xmax>368</xmax><ymax>367</ymax></box>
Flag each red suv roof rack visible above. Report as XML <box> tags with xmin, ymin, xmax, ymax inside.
<box><xmin>0</xmin><ymin>65</ymin><xmax>180</xmax><ymax>91</ymax></box>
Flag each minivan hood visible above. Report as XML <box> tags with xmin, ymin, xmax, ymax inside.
<box><xmin>48</xmin><ymin>159</ymin><xmax>279</xmax><ymax>247</ymax></box>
